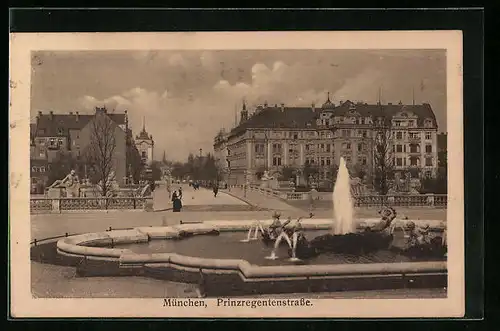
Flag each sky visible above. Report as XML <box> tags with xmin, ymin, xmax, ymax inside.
<box><xmin>31</xmin><ymin>49</ymin><xmax>446</xmax><ymax>161</ymax></box>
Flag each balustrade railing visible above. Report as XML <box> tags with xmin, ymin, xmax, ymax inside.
<box><xmin>30</xmin><ymin>197</ymin><xmax>152</xmax><ymax>213</ymax></box>
<box><xmin>246</xmin><ymin>184</ymin><xmax>446</xmax><ymax>207</ymax></box>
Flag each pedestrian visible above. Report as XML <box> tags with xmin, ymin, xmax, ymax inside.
<box><xmin>178</xmin><ymin>187</ymin><xmax>183</xmax><ymax>200</ymax></box>
<box><xmin>172</xmin><ymin>191</ymin><xmax>182</xmax><ymax>212</ymax></box>
<box><xmin>213</xmin><ymin>185</ymin><xmax>219</xmax><ymax>197</ymax></box>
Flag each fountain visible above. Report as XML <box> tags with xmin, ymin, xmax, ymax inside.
<box><xmin>332</xmin><ymin>157</ymin><xmax>355</xmax><ymax>235</ymax></box>
<box><xmin>48</xmin><ymin>160</ymin><xmax>447</xmax><ymax>297</ymax></box>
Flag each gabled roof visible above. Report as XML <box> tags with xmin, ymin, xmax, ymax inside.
<box><xmin>34</xmin><ymin>112</ymin><xmax>126</xmax><ymax>137</ymax></box>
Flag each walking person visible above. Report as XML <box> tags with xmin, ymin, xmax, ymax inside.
<box><xmin>172</xmin><ymin>190</ymin><xmax>182</xmax><ymax>212</ymax></box>
<box><xmin>213</xmin><ymin>185</ymin><xmax>219</xmax><ymax>197</ymax></box>
<box><xmin>178</xmin><ymin>187</ymin><xmax>183</xmax><ymax>200</ymax></box>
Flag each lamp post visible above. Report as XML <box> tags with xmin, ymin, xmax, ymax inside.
<box><xmin>226</xmin><ymin>159</ymin><xmax>231</xmax><ymax>192</ymax></box>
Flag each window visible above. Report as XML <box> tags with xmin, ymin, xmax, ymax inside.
<box><xmin>305</xmin><ymin>144</ymin><xmax>310</xmax><ymax>151</ymax></box>
<box><xmin>31</xmin><ymin>166</ymin><xmax>37</xmax><ymax>172</ymax></box>
<box><xmin>425</xmin><ymin>157</ymin><xmax>433</xmax><ymax>166</ymax></box>
<box><xmin>272</xmin><ymin>157</ymin><xmax>281</xmax><ymax>166</ymax></box>
<box><xmin>357</xmin><ymin>143</ymin><xmax>363</xmax><ymax>152</ymax></box>
<box><xmin>425</xmin><ymin>145</ymin><xmax>432</xmax><ymax>153</ymax></box>
<box><xmin>396</xmin><ymin>132</ymin><xmax>403</xmax><ymax>140</ymax></box>
<box><xmin>342</xmin><ymin>130</ymin><xmax>349</xmax><ymax>137</ymax></box>
<box><xmin>425</xmin><ymin>170</ymin><xmax>432</xmax><ymax>178</ymax></box>
<box><xmin>40</xmin><ymin>166</ymin><xmax>45</xmax><ymax>172</ymax></box>
<box><xmin>326</xmin><ymin>158</ymin><xmax>331</xmax><ymax>166</ymax></box>
<box><xmin>342</xmin><ymin>142</ymin><xmax>351</xmax><ymax>150</ymax></box>
<box><xmin>424</xmin><ymin>119</ymin><xmax>433</xmax><ymax>127</ymax></box>
<box><xmin>320</xmin><ymin>158</ymin><xmax>325</xmax><ymax>166</ymax></box>
<box><xmin>409</xmin><ymin>132</ymin><xmax>420</xmax><ymax>139</ymax></box>
<box><xmin>396</xmin><ymin>145</ymin><xmax>403</xmax><ymax>153</ymax></box>
<box><xmin>57</xmin><ymin>128</ymin><xmax>64</xmax><ymax>135</ymax></box>
<box><xmin>410</xmin><ymin>157</ymin><xmax>419</xmax><ymax>166</ymax></box>
<box><xmin>293</xmin><ymin>133</ymin><xmax>298</xmax><ymax>140</ymax></box>
<box><xmin>362</xmin><ymin>130</ymin><xmax>368</xmax><ymax>138</ymax></box>
<box><xmin>410</xmin><ymin>144</ymin><xmax>419</xmax><ymax>153</ymax></box>
<box><xmin>396</xmin><ymin>158</ymin><xmax>403</xmax><ymax>166</ymax></box>
<box><xmin>142</xmin><ymin>151</ymin><xmax>147</xmax><ymax>158</ymax></box>
<box><xmin>326</xmin><ymin>144</ymin><xmax>331</xmax><ymax>152</ymax></box>
<box><xmin>425</xmin><ymin>132</ymin><xmax>432</xmax><ymax>140</ymax></box>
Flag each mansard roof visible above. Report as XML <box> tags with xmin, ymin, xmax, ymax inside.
<box><xmin>228</xmin><ymin>101</ymin><xmax>438</xmax><ymax>138</ymax></box>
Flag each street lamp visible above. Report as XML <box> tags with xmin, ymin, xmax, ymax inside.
<box><xmin>226</xmin><ymin>159</ymin><xmax>231</xmax><ymax>192</ymax></box>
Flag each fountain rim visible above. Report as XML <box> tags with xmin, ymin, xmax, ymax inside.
<box><xmin>56</xmin><ymin>218</ymin><xmax>447</xmax><ymax>281</ymax></box>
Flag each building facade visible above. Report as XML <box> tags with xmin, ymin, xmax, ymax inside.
<box><xmin>214</xmin><ymin>96</ymin><xmax>440</xmax><ymax>187</ymax></box>
<box><xmin>30</xmin><ymin>107</ymin><xmax>133</xmax><ymax>189</ymax></box>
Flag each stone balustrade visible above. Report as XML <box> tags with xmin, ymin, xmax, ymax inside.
<box><xmin>246</xmin><ymin>184</ymin><xmax>447</xmax><ymax>207</ymax></box>
<box><xmin>30</xmin><ymin>197</ymin><xmax>153</xmax><ymax>213</ymax></box>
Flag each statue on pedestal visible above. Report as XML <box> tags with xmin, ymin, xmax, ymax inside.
<box><xmin>59</xmin><ymin>169</ymin><xmax>81</xmax><ymax>197</ymax></box>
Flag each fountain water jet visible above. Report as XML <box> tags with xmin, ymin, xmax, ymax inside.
<box><xmin>332</xmin><ymin>157</ymin><xmax>355</xmax><ymax>235</ymax></box>
<box><xmin>265</xmin><ymin>231</ymin><xmax>292</xmax><ymax>260</ymax></box>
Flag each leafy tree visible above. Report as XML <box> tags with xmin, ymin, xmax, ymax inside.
<box><xmin>302</xmin><ymin>163</ymin><xmax>319</xmax><ymax>186</ymax></box>
<box><xmin>279</xmin><ymin>165</ymin><xmax>297</xmax><ymax>181</ymax></box>
<box><xmin>255</xmin><ymin>166</ymin><xmax>266</xmax><ymax>180</ymax></box>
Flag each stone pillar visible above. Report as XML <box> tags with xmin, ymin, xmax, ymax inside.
<box><xmin>246</xmin><ymin>141</ymin><xmax>252</xmax><ymax>169</ymax></box>
<box><xmin>283</xmin><ymin>141</ymin><xmax>288</xmax><ymax>166</ymax></box>
<box><xmin>267</xmin><ymin>141</ymin><xmax>272</xmax><ymax>168</ymax></box>
<box><xmin>300</xmin><ymin>144</ymin><xmax>305</xmax><ymax>165</ymax></box>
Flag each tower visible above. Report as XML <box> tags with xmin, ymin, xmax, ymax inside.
<box><xmin>135</xmin><ymin>116</ymin><xmax>154</xmax><ymax>167</ymax></box>
<box><xmin>240</xmin><ymin>99</ymin><xmax>248</xmax><ymax>123</ymax></box>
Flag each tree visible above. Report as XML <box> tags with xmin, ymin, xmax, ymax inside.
<box><xmin>255</xmin><ymin>166</ymin><xmax>266</xmax><ymax>180</ymax></box>
<box><xmin>84</xmin><ymin>112</ymin><xmax>117</xmax><ymax>197</ymax></box>
<box><xmin>126</xmin><ymin>141</ymin><xmax>143</xmax><ymax>184</ymax></box>
<box><xmin>302</xmin><ymin>163</ymin><xmax>319</xmax><ymax>186</ymax></box>
<box><xmin>279</xmin><ymin>165</ymin><xmax>297</xmax><ymax>181</ymax></box>
<box><xmin>150</xmin><ymin>161</ymin><xmax>163</xmax><ymax>181</ymax></box>
<box><xmin>373</xmin><ymin>116</ymin><xmax>394</xmax><ymax>195</ymax></box>
<box><xmin>351</xmin><ymin>163</ymin><xmax>366</xmax><ymax>181</ymax></box>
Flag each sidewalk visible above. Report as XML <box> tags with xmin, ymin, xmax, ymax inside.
<box><xmin>223</xmin><ymin>187</ymin><xmax>303</xmax><ymax>214</ymax></box>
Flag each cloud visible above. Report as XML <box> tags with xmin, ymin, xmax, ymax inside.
<box><xmin>77</xmin><ymin>86</ymin><xmax>236</xmax><ymax>161</ymax></box>
<box><xmin>168</xmin><ymin>53</ymin><xmax>188</xmax><ymax>67</ymax></box>
<box><xmin>213</xmin><ymin>61</ymin><xmax>338</xmax><ymax>107</ymax></box>
<box><xmin>200</xmin><ymin>51</ymin><xmax>216</xmax><ymax>68</ymax></box>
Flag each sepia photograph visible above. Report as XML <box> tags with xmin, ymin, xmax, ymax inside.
<box><xmin>10</xmin><ymin>31</ymin><xmax>464</xmax><ymax>318</ymax></box>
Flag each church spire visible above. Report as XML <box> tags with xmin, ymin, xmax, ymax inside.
<box><xmin>142</xmin><ymin>116</ymin><xmax>146</xmax><ymax>132</ymax></box>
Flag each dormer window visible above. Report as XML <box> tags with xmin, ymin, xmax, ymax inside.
<box><xmin>424</xmin><ymin>119</ymin><xmax>433</xmax><ymax>127</ymax></box>
<box><xmin>57</xmin><ymin>127</ymin><xmax>64</xmax><ymax>135</ymax></box>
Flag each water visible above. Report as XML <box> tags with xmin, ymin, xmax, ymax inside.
<box><xmin>116</xmin><ymin>230</ymin><xmax>444</xmax><ymax>266</ymax></box>
<box><xmin>332</xmin><ymin>157</ymin><xmax>355</xmax><ymax>235</ymax></box>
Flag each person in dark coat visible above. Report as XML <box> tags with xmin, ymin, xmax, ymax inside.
<box><xmin>172</xmin><ymin>191</ymin><xmax>182</xmax><ymax>212</ymax></box>
<box><xmin>178</xmin><ymin>187</ymin><xmax>183</xmax><ymax>200</ymax></box>
<box><xmin>213</xmin><ymin>185</ymin><xmax>219</xmax><ymax>197</ymax></box>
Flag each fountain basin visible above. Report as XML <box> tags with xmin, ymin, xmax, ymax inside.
<box><xmin>55</xmin><ymin>219</ymin><xmax>447</xmax><ymax>296</ymax></box>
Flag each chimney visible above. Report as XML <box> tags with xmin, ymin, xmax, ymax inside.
<box><xmin>388</xmin><ymin>102</ymin><xmax>392</xmax><ymax>105</ymax></box>
<box><xmin>37</xmin><ymin>111</ymin><xmax>42</xmax><ymax>117</ymax></box>
<box><xmin>264</xmin><ymin>101</ymin><xmax>268</xmax><ymax>107</ymax></box>
<box><xmin>75</xmin><ymin>111</ymin><xmax>79</xmax><ymax>122</ymax></box>
<box><xmin>311</xmin><ymin>103</ymin><xmax>315</xmax><ymax>112</ymax></box>
<box><xmin>280</xmin><ymin>103</ymin><xmax>285</xmax><ymax>112</ymax></box>
<box><xmin>49</xmin><ymin>111</ymin><xmax>54</xmax><ymax>120</ymax></box>
<box><xmin>69</xmin><ymin>111</ymin><xmax>73</xmax><ymax>115</ymax></box>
